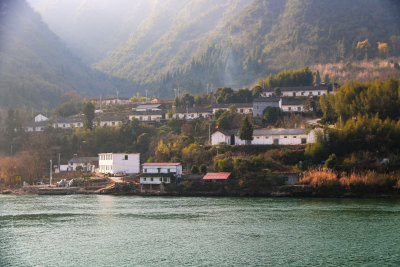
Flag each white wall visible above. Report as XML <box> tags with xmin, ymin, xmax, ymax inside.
<box><xmin>211</xmin><ymin>132</ymin><xmax>231</xmax><ymax>145</ymax></box>
<box><xmin>251</xmin><ymin>134</ymin><xmax>308</xmax><ymax>145</ymax></box>
<box><xmin>98</xmin><ymin>153</ymin><xmax>140</xmax><ymax>174</ymax></box>
<box><xmin>140</xmin><ymin>176</ymin><xmax>170</xmax><ymax>184</ymax></box>
<box><xmin>281</xmin><ymin>105</ymin><xmax>304</xmax><ymax>112</ymax></box>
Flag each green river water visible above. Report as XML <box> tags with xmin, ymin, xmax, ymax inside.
<box><xmin>0</xmin><ymin>195</ymin><xmax>399</xmax><ymax>266</ymax></box>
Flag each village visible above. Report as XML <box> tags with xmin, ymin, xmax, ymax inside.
<box><xmin>8</xmin><ymin>84</ymin><xmax>332</xmax><ymax>196</ymax></box>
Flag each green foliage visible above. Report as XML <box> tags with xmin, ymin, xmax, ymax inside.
<box><xmin>214</xmin><ymin>158</ymin><xmax>234</xmax><ymax>172</ymax></box>
<box><xmin>83</xmin><ymin>103</ymin><xmax>95</xmax><ymax>130</ymax></box>
<box><xmin>257</xmin><ymin>67</ymin><xmax>314</xmax><ymax>89</ymax></box>
<box><xmin>324</xmin><ymin>154</ymin><xmax>337</xmax><ymax>169</ymax></box>
<box><xmin>320</xmin><ymin>79</ymin><xmax>400</xmax><ymax>122</ymax></box>
<box><xmin>191</xmin><ymin>165</ymin><xmax>199</xmax><ymax>174</ymax></box>
<box><xmin>263</xmin><ymin>107</ymin><xmax>281</xmax><ymax>125</ymax></box>
<box><xmin>200</xmin><ymin>164</ymin><xmax>207</xmax><ymax>174</ymax></box>
<box><xmin>239</xmin><ymin>116</ymin><xmax>253</xmax><ymax>142</ymax></box>
<box><xmin>217</xmin><ymin>111</ymin><xmax>233</xmax><ymax>130</ymax></box>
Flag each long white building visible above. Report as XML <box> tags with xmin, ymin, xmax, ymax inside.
<box><xmin>98</xmin><ymin>153</ymin><xmax>140</xmax><ymax>175</ymax></box>
<box><xmin>211</xmin><ymin>128</ymin><xmax>320</xmax><ymax>146</ymax></box>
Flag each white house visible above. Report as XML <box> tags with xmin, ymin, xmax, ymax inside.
<box><xmin>98</xmin><ymin>153</ymin><xmax>140</xmax><ymax>175</ymax></box>
<box><xmin>52</xmin><ymin>118</ymin><xmax>84</xmax><ymax>129</ymax></box>
<box><xmin>212</xmin><ymin>103</ymin><xmax>253</xmax><ymax>114</ymax></box>
<box><xmin>173</xmin><ymin>107</ymin><xmax>213</xmax><ymax>120</ymax></box>
<box><xmin>67</xmin><ymin>156</ymin><xmax>98</xmax><ymax>172</ymax></box>
<box><xmin>251</xmin><ymin>129</ymin><xmax>309</xmax><ymax>145</ymax></box>
<box><xmin>129</xmin><ymin>110</ymin><xmax>166</xmax><ymax>122</ymax></box>
<box><xmin>24</xmin><ymin>121</ymin><xmax>49</xmax><ymax>132</ymax></box>
<box><xmin>103</xmin><ymin>98</ymin><xmax>130</xmax><ymax>106</ymax></box>
<box><xmin>261</xmin><ymin>86</ymin><xmax>329</xmax><ymax>97</ymax></box>
<box><xmin>211</xmin><ymin>130</ymin><xmax>237</xmax><ymax>146</ymax></box>
<box><xmin>140</xmin><ymin>163</ymin><xmax>182</xmax><ymax>184</ymax></box>
<box><xmin>211</xmin><ymin>128</ymin><xmax>319</xmax><ymax>145</ymax></box>
<box><xmin>34</xmin><ymin>114</ymin><xmax>49</xmax><ymax>122</ymax></box>
<box><xmin>252</xmin><ymin>98</ymin><xmax>281</xmax><ymax>118</ymax></box>
<box><xmin>281</xmin><ymin>98</ymin><xmax>307</xmax><ymax>112</ymax></box>
<box><xmin>99</xmin><ymin>116</ymin><xmax>124</xmax><ymax>127</ymax></box>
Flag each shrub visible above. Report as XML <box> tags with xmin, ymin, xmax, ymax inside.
<box><xmin>191</xmin><ymin>165</ymin><xmax>199</xmax><ymax>174</ymax></box>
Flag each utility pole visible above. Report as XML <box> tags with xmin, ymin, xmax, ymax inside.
<box><xmin>208</xmin><ymin>123</ymin><xmax>211</xmax><ymax>144</ymax></box>
<box><xmin>58</xmin><ymin>153</ymin><xmax>61</xmax><ymax>170</ymax></box>
<box><xmin>49</xmin><ymin>159</ymin><xmax>53</xmax><ymax>186</ymax></box>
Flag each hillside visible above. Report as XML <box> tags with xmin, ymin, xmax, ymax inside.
<box><xmin>93</xmin><ymin>0</ymin><xmax>400</xmax><ymax>96</ymax></box>
<box><xmin>0</xmin><ymin>0</ymin><xmax>136</xmax><ymax>109</ymax></box>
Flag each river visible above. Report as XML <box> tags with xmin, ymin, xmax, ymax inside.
<box><xmin>0</xmin><ymin>195</ymin><xmax>399</xmax><ymax>266</ymax></box>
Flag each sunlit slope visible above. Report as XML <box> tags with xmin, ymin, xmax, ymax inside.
<box><xmin>95</xmin><ymin>0</ymin><xmax>400</xmax><ymax>95</ymax></box>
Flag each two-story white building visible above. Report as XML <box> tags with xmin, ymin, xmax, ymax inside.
<box><xmin>24</xmin><ymin>121</ymin><xmax>49</xmax><ymax>132</ymax></box>
<box><xmin>128</xmin><ymin>110</ymin><xmax>166</xmax><ymax>122</ymax></box>
<box><xmin>98</xmin><ymin>116</ymin><xmax>124</xmax><ymax>127</ymax></box>
<box><xmin>212</xmin><ymin>103</ymin><xmax>253</xmax><ymax>114</ymax></box>
<box><xmin>140</xmin><ymin>163</ymin><xmax>182</xmax><ymax>184</ymax></box>
<box><xmin>261</xmin><ymin>86</ymin><xmax>329</xmax><ymax>97</ymax></box>
<box><xmin>281</xmin><ymin>98</ymin><xmax>307</xmax><ymax>112</ymax></box>
<box><xmin>98</xmin><ymin>153</ymin><xmax>140</xmax><ymax>175</ymax></box>
<box><xmin>52</xmin><ymin>118</ymin><xmax>84</xmax><ymax>129</ymax></box>
<box><xmin>173</xmin><ymin>108</ymin><xmax>213</xmax><ymax>120</ymax></box>
<box><xmin>34</xmin><ymin>114</ymin><xmax>49</xmax><ymax>122</ymax></box>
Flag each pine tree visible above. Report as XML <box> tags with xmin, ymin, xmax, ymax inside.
<box><xmin>239</xmin><ymin>116</ymin><xmax>253</xmax><ymax>145</ymax></box>
<box><xmin>83</xmin><ymin>103</ymin><xmax>95</xmax><ymax>130</ymax></box>
<box><xmin>315</xmin><ymin>71</ymin><xmax>321</xmax><ymax>85</ymax></box>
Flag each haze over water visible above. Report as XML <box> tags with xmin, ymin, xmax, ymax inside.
<box><xmin>1</xmin><ymin>195</ymin><xmax>400</xmax><ymax>266</ymax></box>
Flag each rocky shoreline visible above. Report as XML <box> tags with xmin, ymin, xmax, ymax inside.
<box><xmin>3</xmin><ymin>183</ymin><xmax>399</xmax><ymax>199</ymax></box>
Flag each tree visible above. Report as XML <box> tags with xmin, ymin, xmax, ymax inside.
<box><xmin>200</xmin><ymin>164</ymin><xmax>207</xmax><ymax>174</ymax></box>
<box><xmin>263</xmin><ymin>107</ymin><xmax>281</xmax><ymax>124</ymax></box>
<box><xmin>239</xmin><ymin>117</ymin><xmax>253</xmax><ymax>144</ymax></box>
<box><xmin>181</xmin><ymin>92</ymin><xmax>194</xmax><ymax>108</ymax></box>
<box><xmin>83</xmin><ymin>103</ymin><xmax>95</xmax><ymax>130</ymax></box>
<box><xmin>191</xmin><ymin>165</ymin><xmax>199</xmax><ymax>174</ymax></box>
<box><xmin>315</xmin><ymin>71</ymin><xmax>321</xmax><ymax>85</ymax></box>
<box><xmin>273</xmin><ymin>87</ymin><xmax>282</xmax><ymax>97</ymax></box>
<box><xmin>217</xmin><ymin>111</ymin><xmax>233</xmax><ymax>129</ymax></box>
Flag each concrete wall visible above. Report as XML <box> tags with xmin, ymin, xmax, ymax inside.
<box><xmin>140</xmin><ymin>176</ymin><xmax>170</xmax><ymax>184</ymax></box>
<box><xmin>99</xmin><ymin>153</ymin><xmax>140</xmax><ymax>174</ymax></box>
<box><xmin>251</xmin><ymin>134</ymin><xmax>308</xmax><ymax>145</ymax></box>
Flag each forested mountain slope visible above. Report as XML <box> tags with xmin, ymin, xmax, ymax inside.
<box><xmin>94</xmin><ymin>0</ymin><xmax>400</xmax><ymax>96</ymax></box>
<box><xmin>0</xmin><ymin>0</ymin><xmax>136</xmax><ymax>108</ymax></box>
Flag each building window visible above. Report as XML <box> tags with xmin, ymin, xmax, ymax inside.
<box><xmin>297</xmin><ymin>107</ymin><xmax>301</xmax><ymax>111</ymax></box>
<box><xmin>151</xmin><ymin>178</ymin><xmax>153</xmax><ymax>181</ymax></box>
<box><xmin>293</xmin><ymin>136</ymin><xmax>297</xmax><ymax>138</ymax></box>
<box><xmin>301</xmin><ymin>138</ymin><xmax>307</xmax><ymax>144</ymax></box>
<box><xmin>158</xmin><ymin>168</ymin><xmax>161</xmax><ymax>173</ymax></box>
<box><xmin>143</xmin><ymin>178</ymin><xmax>146</xmax><ymax>181</ymax></box>
<box><xmin>167</xmin><ymin>169</ymin><xmax>170</xmax><ymax>173</ymax></box>
<box><xmin>159</xmin><ymin>178</ymin><xmax>162</xmax><ymax>182</ymax></box>
<box><xmin>288</xmin><ymin>107</ymin><xmax>292</xmax><ymax>111</ymax></box>
<box><xmin>144</xmin><ymin>169</ymin><xmax>147</xmax><ymax>173</ymax></box>
<box><xmin>301</xmin><ymin>92</ymin><xmax>304</xmax><ymax>96</ymax></box>
<box><xmin>309</xmin><ymin>92</ymin><xmax>312</xmax><ymax>95</ymax></box>
<box><xmin>240</xmin><ymin>109</ymin><xmax>243</xmax><ymax>113</ymax></box>
<box><xmin>256</xmin><ymin>137</ymin><xmax>260</xmax><ymax>139</ymax></box>
<box><xmin>318</xmin><ymin>92</ymin><xmax>321</xmax><ymax>95</ymax></box>
<box><xmin>124</xmin><ymin>155</ymin><xmax>128</xmax><ymax>160</ymax></box>
<box><xmin>284</xmin><ymin>136</ymin><xmax>287</xmax><ymax>138</ymax></box>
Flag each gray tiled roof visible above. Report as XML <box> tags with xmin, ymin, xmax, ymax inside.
<box><xmin>176</xmin><ymin>107</ymin><xmax>212</xmax><ymax>113</ymax></box>
<box><xmin>281</xmin><ymin>98</ymin><xmax>307</xmax><ymax>105</ymax></box>
<box><xmin>253</xmin><ymin>128</ymin><xmax>306</xmax><ymax>135</ymax></box>
<box><xmin>129</xmin><ymin>110</ymin><xmax>165</xmax><ymax>115</ymax></box>
<box><xmin>68</xmin><ymin>157</ymin><xmax>98</xmax><ymax>164</ymax></box>
<box><xmin>263</xmin><ymin>86</ymin><xmax>329</xmax><ymax>92</ymax></box>
<box><xmin>135</xmin><ymin>104</ymin><xmax>162</xmax><ymax>109</ymax></box>
<box><xmin>253</xmin><ymin>97</ymin><xmax>281</xmax><ymax>103</ymax></box>
<box><xmin>212</xmin><ymin>103</ymin><xmax>253</xmax><ymax>108</ymax></box>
